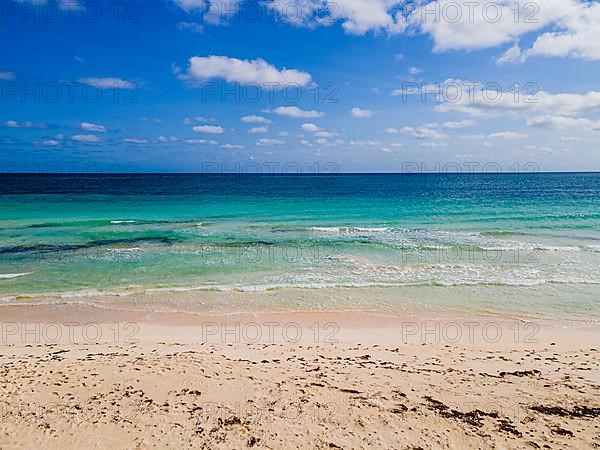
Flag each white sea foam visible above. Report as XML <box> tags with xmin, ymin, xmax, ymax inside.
<box><xmin>57</xmin><ymin>288</ymin><xmax>139</xmax><ymax>298</ymax></box>
<box><xmin>0</xmin><ymin>272</ymin><xmax>32</xmax><ymax>279</ymax></box>
<box><xmin>310</xmin><ymin>226</ymin><xmax>391</xmax><ymax>233</ymax></box>
<box><xmin>309</xmin><ymin>225</ymin><xmax>594</xmax><ymax>255</ymax></box>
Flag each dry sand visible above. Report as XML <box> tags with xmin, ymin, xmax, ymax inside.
<box><xmin>0</xmin><ymin>301</ymin><xmax>599</xmax><ymax>449</ymax></box>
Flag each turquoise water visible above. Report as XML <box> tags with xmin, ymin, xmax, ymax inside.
<box><xmin>1</xmin><ymin>173</ymin><xmax>599</xmax><ymax>316</ymax></box>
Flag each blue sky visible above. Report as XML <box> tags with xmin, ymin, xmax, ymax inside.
<box><xmin>1</xmin><ymin>0</ymin><xmax>600</xmax><ymax>172</ymax></box>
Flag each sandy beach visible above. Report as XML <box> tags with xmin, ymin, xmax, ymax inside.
<box><xmin>1</xmin><ymin>295</ymin><xmax>599</xmax><ymax>449</ymax></box>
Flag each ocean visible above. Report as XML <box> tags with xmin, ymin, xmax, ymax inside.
<box><xmin>1</xmin><ymin>173</ymin><xmax>599</xmax><ymax>318</ymax></box>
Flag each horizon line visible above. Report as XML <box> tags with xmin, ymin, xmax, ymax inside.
<box><xmin>1</xmin><ymin>171</ymin><xmax>600</xmax><ymax>175</ymax></box>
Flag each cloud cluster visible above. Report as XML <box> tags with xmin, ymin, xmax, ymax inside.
<box><xmin>436</xmin><ymin>87</ymin><xmax>600</xmax><ymax>132</ymax></box>
<box><xmin>2</xmin><ymin>121</ymin><xmax>46</xmax><ymax>129</ymax></box>
<box><xmin>267</xmin><ymin>0</ymin><xmax>600</xmax><ymax>62</ymax></box>
<box><xmin>267</xmin><ymin>0</ymin><xmax>408</xmax><ymax>35</ymax></box>
<box><xmin>401</xmin><ymin>124</ymin><xmax>449</xmax><ymax>140</ymax></box>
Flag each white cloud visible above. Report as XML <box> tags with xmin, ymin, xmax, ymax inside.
<box><xmin>141</xmin><ymin>117</ymin><xmax>163</xmax><ymax>124</ymax></box>
<box><xmin>315</xmin><ymin>130</ymin><xmax>338</xmax><ymax>138</ymax></box>
<box><xmin>526</xmin><ymin>115</ymin><xmax>600</xmax><ymax>131</ymax></box>
<box><xmin>0</xmin><ymin>71</ymin><xmax>15</xmax><ymax>80</ymax></box>
<box><xmin>496</xmin><ymin>43</ymin><xmax>522</xmax><ymax>65</ymax></box>
<box><xmin>441</xmin><ymin>119</ymin><xmax>476</xmax><ymax>129</ymax></box>
<box><xmin>2</xmin><ymin>120</ymin><xmax>46</xmax><ymax>129</ymax></box>
<box><xmin>172</xmin><ymin>0</ymin><xmax>242</xmax><ymax>21</ymax></box>
<box><xmin>158</xmin><ymin>136</ymin><xmax>179</xmax><ymax>143</ymax></box>
<box><xmin>248</xmin><ymin>126</ymin><xmax>268</xmax><ymax>133</ymax></box>
<box><xmin>183</xmin><ymin>55</ymin><xmax>312</xmax><ymax>86</ymax></box>
<box><xmin>402</xmin><ymin>125</ymin><xmax>449</xmax><ymax>140</ymax></box>
<box><xmin>273</xmin><ymin>106</ymin><xmax>324</xmax><ymax>118</ymax></box>
<box><xmin>71</xmin><ymin>134</ymin><xmax>102</xmax><ymax>143</ymax></box>
<box><xmin>79</xmin><ymin>77</ymin><xmax>136</xmax><ymax>89</ymax></box>
<box><xmin>172</xmin><ymin>0</ymin><xmax>206</xmax><ymax>12</ymax></box>
<box><xmin>41</xmin><ymin>140</ymin><xmax>60</xmax><ymax>146</ymax></box>
<box><xmin>350</xmin><ymin>140</ymin><xmax>382</xmax><ymax>146</ymax></box>
<box><xmin>256</xmin><ymin>138</ymin><xmax>285</xmax><ymax>146</ymax></box>
<box><xmin>350</xmin><ymin>107</ymin><xmax>375</xmax><ymax>118</ymax></box>
<box><xmin>193</xmin><ymin>125</ymin><xmax>224</xmax><ymax>134</ymax></box>
<box><xmin>392</xmin><ymin>78</ymin><xmax>479</xmax><ymax>100</ymax></box>
<box><xmin>384</xmin><ymin>127</ymin><xmax>399</xmax><ymax>134</ymax></box>
<box><xmin>301</xmin><ymin>123</ymin><xmax>320</xmax><ymax>132</ymax></box>
<box><xmin>185</xmin><ymin>138</ymin><xmax>218</xmax><ymax>144</ymax></box>
<box><xmin>123</xmin><ymin>138</ymin><xmax>149</xmax><ymax>144</ymax></box>
<box><xmin>420</xmin><ymin>142</ymin><xmax>448</xmax><ymax>148</ymax></box>
<box><xmin>183</xmin><ymin>116</ymin><xmax>208</xmax><ymax>124</ymax></box>
<box><xmin>241</xmin><ymin>115</ymin><xmax>272</xmax><ymax>124</ymax></box>
<box><xmin>390</xmin><ymin>86</ymin><xmax>419</xmax><ymax>97</ymax></box>
<box><xmin>522</xmin><ymin>144</ymin><xmax>567</xmax><ymax>154</ymax></box>
<box><xmin>80</xmin><ymin>122</ymin><xmax>106</xmax><ymax>133</ymax></box>
<box><xmin>221</xmin><ymin>143</ymin><xmax>245</xmax><ymax>149</ymax></box>
<box><xmin>487</xmin><ymin>131</ymin><xmax>528</xmax><ymax>139</ymax></box>
<box><xmin>408</xmin><ymin>66</ymin><xmax>423</xmax><ymax>75</ymax></box>
<box><xmin>300</xmin><ymin>122</ymin><xmax>338</xmax><ymax>138</ymax></box>
<box><xmin>177</xmin><ymin>21</ymin><xmax>204</xmax><ymax>33</ymax></box>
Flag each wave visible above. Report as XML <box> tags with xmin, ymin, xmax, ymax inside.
<box><xmin>110</xmin><ymin>220</ymin><xmax>137</xmax><ymax>224</ymax></box>
<box><xmin>310</xmin><ymin>226</ymin><xmax>391</xmax><ymax>233</ymax></box>
<box><xmin>18</xmin><ymin>218</ymin><xmax>203</xmax><ymax>230</ymax></box>
<box><xmin>3</xmin><ymin>276</ymin><xmax>599</xmax><ymax>304</ymax></box>
<box><xmin>0</xmin><ymin>272</ymin><xmax>32</xmax><ymax>279</ymax></box>
<box><xmin>304</xmin><ymin>226</ymin><xmax>600</xmax><ymax>254</ymax></box>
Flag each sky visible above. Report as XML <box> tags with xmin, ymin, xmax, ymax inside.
<box><xmin>1</xmin><ymin>0</ymin><xmax>600</xmax><ymax>173</ymax></box>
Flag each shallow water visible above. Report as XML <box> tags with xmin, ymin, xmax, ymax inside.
<box><xmin>1</xmin><ymin>173</ymin><xmax>599</xmax><ymax>316</ymax></box>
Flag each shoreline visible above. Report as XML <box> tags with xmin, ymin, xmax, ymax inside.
<box><xmin>2</xmin><ymin>284</ymin><xmax>600</xmax><ymax>323</ymax></box>
<box><xmin>2</xmin><ymin>299</ymin><xmax>599</xmax><ymax>349</ymax></box>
